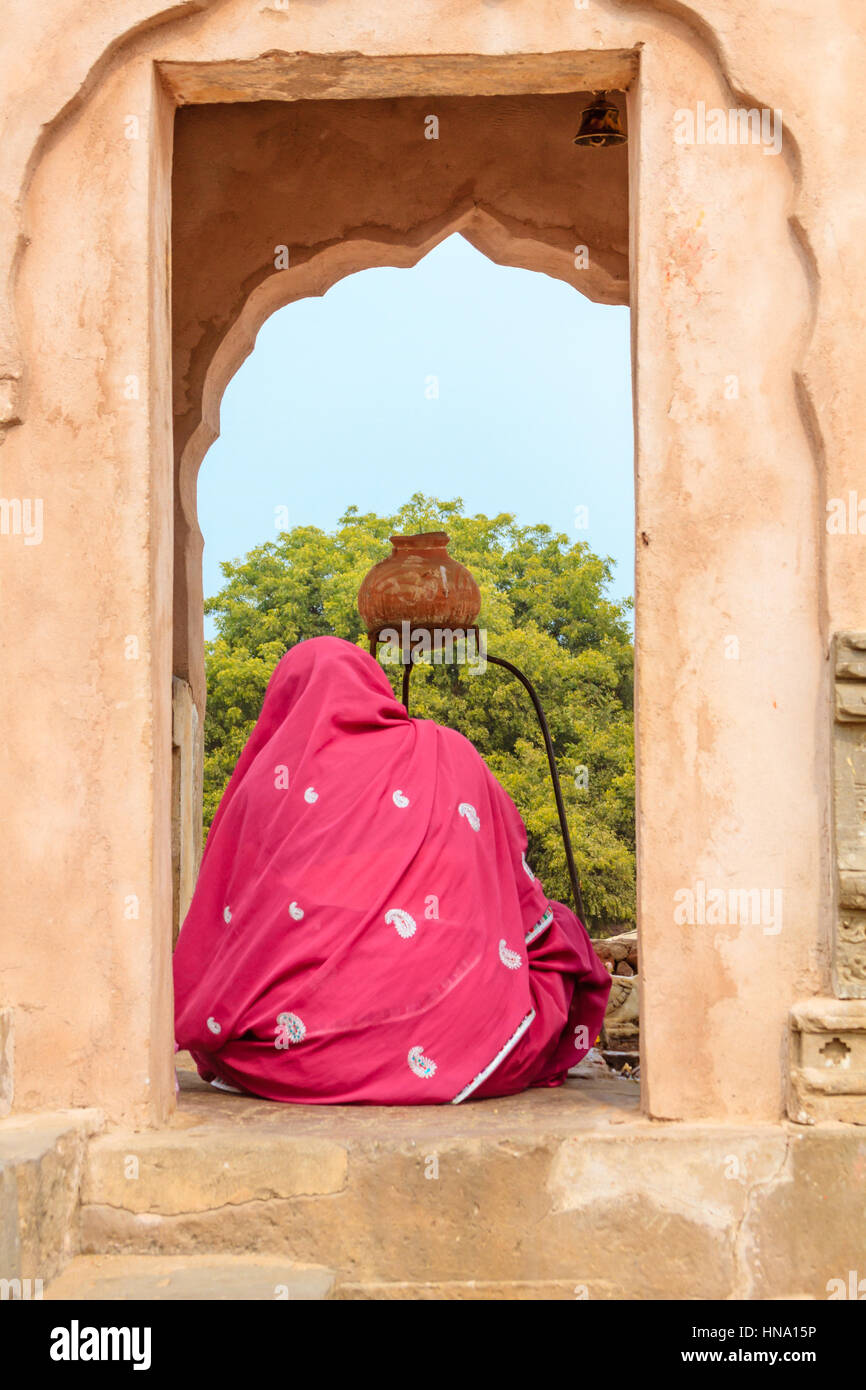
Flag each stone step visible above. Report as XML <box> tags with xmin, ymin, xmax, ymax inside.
<box><xmin>42</xmin><ymin>1259</ymin><xmax>587</xmax><ymax>1300</ymax></box>
<box><xmin>0</xmin><ymin>1108</ymin><xmax>102</xmax><ymax>1286</ymax></box>
<box><xmin>334</xmin><ymin>1280</ymin><xmax>582</xmax><ymax>1299</ymax></box>
<box><xmin>44</xmin><ymin>1254</ymin><xmax>334</xmax><ymax>1301</ymax></box>
<box><xmin>70</xmin><ymin>1062</ymin><xmax>866</xmax><ymax>1298</ymax></box>
<box><xmin>78</xmin><ymin>1071</ymin><xmax>657</xmax><ymax>1289</ymax></box>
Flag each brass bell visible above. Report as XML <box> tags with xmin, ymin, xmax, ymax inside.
<box><xmin>574</xmin><ymin>94</ymin><xmax>627</xmax><ymax>148</ymax></box>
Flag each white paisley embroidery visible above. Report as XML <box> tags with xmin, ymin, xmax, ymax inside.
<box><xmin>408</xmin><ymin>1045</ymin><xmax>437</xmax><ymax>1079</ymax></box>
<box><xmin>223</xmin><ymin>906</ymin><xmax>232</xmax><ymax>924</ymax></box>
<box><xmin>207</xmin><ymin>1017</ymin><xmax>222</xmax><ymax>1035</ymax></box>
<box><xmin>392</xmin><ymin>789</ymin><xmax>410</xmax><ymax>808</ymax></box>
<box><xmin>275</xmin><ymin>1012</ymin><xmax>306</xmax><ymax>1049</ymax></box>
<box><xmin>499</xmin><ymin>939</ymin><xmax>522</xmax><ymax>970</ymax></box>
<box><xmin>288</xmin><ymin>901</ymin><xmax>304</xmax><ymax>921</ymax></box>
<box><xmin>385</xmin><ymin>907</ymin><xmax>417</xmax><ymax>939</ymax></box>
<box><xmin>458</xmin><ymin>802</ymin><xmax>480</xmax><ymax>832</ymax></box>
<box><xmin>304</xmin><ymin>786</ymin><xmax>318</xmax><ymax>803</ymax></box>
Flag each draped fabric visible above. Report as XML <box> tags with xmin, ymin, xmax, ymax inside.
<box><xmin>173</xmin><ymin>637</ymin><xmax>610</xmax><ymax>1104</ymax></box>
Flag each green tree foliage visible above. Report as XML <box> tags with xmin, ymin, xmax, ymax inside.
<box><xmin>204</xmin><ymin>495</ymin><xmax>635</xmax><ymax>928</ymax></box>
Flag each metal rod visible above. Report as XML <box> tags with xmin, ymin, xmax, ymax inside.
<box><xmin>401</xmin><ymin>662</ymin><xmax>411</xmax><ymax>713</ymax></box>
<box><xmin>369</xmin><ymin>634</ymin><xmax>585</xmax><ymax>921</ymax></box>
<box><xmin>486</xmin><ymin>654</ymin><xmax>586</xmax><ymax>923</ymax></box>
<box><xmin>369</xmin><ymin>630</ymin><xmax>412</xmax><ymax>710</ymax></box>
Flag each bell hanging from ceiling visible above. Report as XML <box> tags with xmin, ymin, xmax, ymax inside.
<box><xmin>573</xmin><ymin>93</ymin><xmax>627</xmax><ymax>148</ymax></box>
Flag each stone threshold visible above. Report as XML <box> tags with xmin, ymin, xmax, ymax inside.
<box><xmin>7</xmin><ymin>1060</ymin><xmax>866</xmax><ymax>1300</ymax></box>
<box><xmin>68</xmin><ymin>1063</ymin><xmax>866</xmax><ymax>1299</ymax></box>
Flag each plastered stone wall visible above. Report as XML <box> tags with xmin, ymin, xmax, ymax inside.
<box><xmin>0</xmin><ymin>1</ymin><xmax>863</xmax><ymax>1127</ymax></box>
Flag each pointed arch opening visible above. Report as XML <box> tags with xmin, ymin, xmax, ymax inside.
<box><xmin>169</xmin><ymin>88</ymin><xmax>636</xmax><ymax>1089</ymax></box>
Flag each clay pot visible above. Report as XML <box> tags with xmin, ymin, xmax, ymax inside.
<box><xmin>357</xmin><ymin>532</ymin><xmax>481</xmax><ymax>635</ymax></box>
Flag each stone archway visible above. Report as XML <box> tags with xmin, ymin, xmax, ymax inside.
<box><xmin>168</xmin><ymin>90</ymin><xmax>632</xmax><ymax>909</ymax></box>
<box><xmin>0</xmin><ymin>5</ymin><xmax>836</xmax><ymax>1130</ymax></box>
<box><xmin>171</xmin><ymin>91</ymin><xmax>630</xmax><ymax>714</ymax></box>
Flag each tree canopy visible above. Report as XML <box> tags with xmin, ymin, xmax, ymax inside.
<box><xmin>203</xmin><ymin>494</ymin><xmax>635</xmax><ymax>929</ymax></box>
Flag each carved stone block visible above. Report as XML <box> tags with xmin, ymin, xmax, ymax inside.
<box><xmin>832</xmin><ymin>634</ymin><xmax>866</xmax><ymax>997</ymax></box>
<box><xmin>788</xmin><ymin>997</ymin><xmax>866</xmax><ymax>1124</ymax></box>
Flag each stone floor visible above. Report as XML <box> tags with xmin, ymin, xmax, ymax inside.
<box><xmin>41</xmin><ymin>1059</ymin><xmax>648</xmax><ymax>1300</ymax></box>
<box><xmin>52</xmin><ymin>1057</ymin><xmax>863</xmax><ymax>1299</ymax></box>
<box><xmin>171</xmin><ymin>1049</ymin><xmax>642</xmax><ymax>1136</ymax></box>
<box><xmin>5</xmin><ymin>1055</ymin><xmax>863</xmax><ymax>1299</ymax></box>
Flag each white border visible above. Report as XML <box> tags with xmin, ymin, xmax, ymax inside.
<box><xmin>525</xmin><ymin>907</ymin><xmax>553</xmax><ymax>945</ymax></box>
<box><xmin>450</xmin><ymin>1008</ymin><xmax>536</xmax><ymax>1104</ymax></box>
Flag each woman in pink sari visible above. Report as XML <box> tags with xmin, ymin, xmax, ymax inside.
<box><xmin>174</xmin><ymin>637</ymin><xmax>610</xmax><ymax>1104</ymax></box>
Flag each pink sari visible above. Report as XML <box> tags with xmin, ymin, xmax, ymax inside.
<box><xmin>173</xmin><ymin>637</ymin><xmax>610</xmax><ymax>1104</ymax></box>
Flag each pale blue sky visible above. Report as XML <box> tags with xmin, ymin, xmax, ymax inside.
<box><xmin>198</xmin><ymin>234</ymin><xmax>634</xmax><ymax>633</ymax></box>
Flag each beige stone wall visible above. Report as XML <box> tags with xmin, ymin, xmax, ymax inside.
<box><xmin>0</xmin><ymin>1</ymin><xmax>863</xmax><ymax>1126</ymax></box>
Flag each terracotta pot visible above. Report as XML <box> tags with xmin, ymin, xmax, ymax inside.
<box><xmin>357</xmin><ymin>532</ymin><xmax>481</xmax><ymax>635</ymax></box>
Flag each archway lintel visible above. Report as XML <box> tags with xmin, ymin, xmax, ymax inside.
<box><xmin>158</xmin><ymin>48</ymin><xmax>640</xmax><ymax>106</ymax></box>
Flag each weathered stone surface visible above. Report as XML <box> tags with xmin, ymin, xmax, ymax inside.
<box><xmin>839</xmin><ymin>872</ymin><xmax>866</xmax><ymax>911</ymax></box>
<box><xmin>69</xmin><ymin>1077</ymin><xmax>866</xmax><ymax>1299</ymax></box>
<box><xmin>45</xmin><ymin>1253</ymin><xmax>334</xmax><ymax>1301</ymax></box>
<box><xmin>0</xmin><ymin>1109</ymin><xmax>102</xmax><ymax>1281</ymax></box>
<box><xmin>788</xmin><ymin>997</ymin><xmax>866</xmax><ymax>1123</ymax></box>
<box><xmin>598</xmin><ymin>941</ymin><xmax>630</xmax><ymax>963</ymax></box>
<box><xmin>832</xmin><ymin>635</ymin><xmax>866</xmax><ymax>1000</ymax></box>
<box><xmin>161</xmin><ymin>51</ymin><xmax>640</xmax><ymax>107</ymax></box>
<box><xmin>837</xmin><ymin>655</ymin><xmax>866</xmax><ymax>682</ymax></box>
<box><xmin>83</xmin><ymin>1130</ymin><xmax>348</xmax><ymax>1215</ymax></box>
<box><xmin>835</xmin><ymin>943</ymin><xmax>866</xmax><ymax>992</ymax></box>
<box><xmin>594</xmin><ymin>930</ymin><xmax>637</xmax><ymax>964</ymax></box>
<box><xmin>836</xmin><ymin>632</ymin><xmax>866</xmax><ymax>667</ymax></box>
<box><xmin>602</xmin><ymin>976</ymin><xmax>640</xmax><ymax>1049</ymax></box>
<box><xmin>834</xmin><ymin>682</ymin><xmax>866</xmax><ymax>722</ymax></box>
<box><xmin>334</xmin><ymin>1280</ymin><xmax>583</xmax><ymax>1300</ymax></box>
<box><xmin>0</xmin><ymin>1161</ymin><xmax>19</xmax><ymax>1283</ymax></box>
<box><xmin>745</xmin><ymin>1130</ymin><xmax>866</xmax><ymax>1299</ymax></box>
<box><xmin>0</xmin><ymin>1010</ymin><xmax>12</xmax><ymax>1119</ymax></box>
<box><xmin>839</xmin><ymin>911</ymin><xmax>866</xmax><ymax>944</ymax></box>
